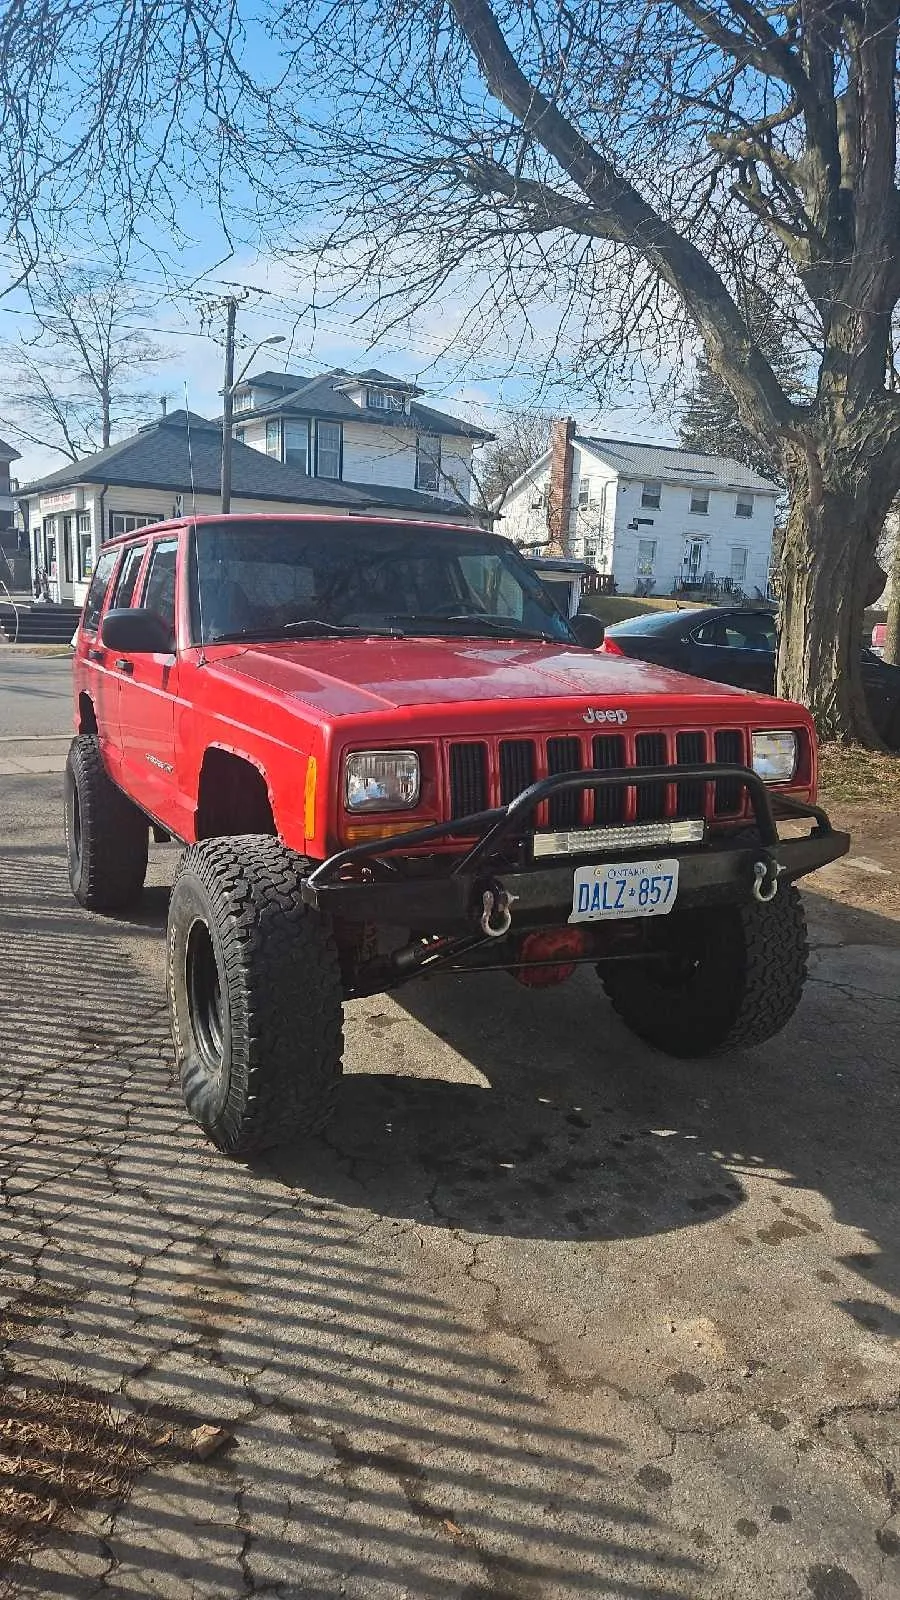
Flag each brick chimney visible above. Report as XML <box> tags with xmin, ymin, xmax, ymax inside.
<box><xmin>546</xmin><ymin>418</ymin><xmax>575</xmax><ymax>555</ymax></box>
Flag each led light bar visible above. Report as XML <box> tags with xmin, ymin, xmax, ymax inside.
<box><xmin>532</xmin><ymin>819</ymin><xmax>706</xmax><ymax>859</ymax></box>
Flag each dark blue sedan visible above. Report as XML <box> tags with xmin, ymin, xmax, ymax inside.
<box><xmin>602</xmin><ymin>604</ymin><xmax>900</xmax><ymax>748</ymax></box>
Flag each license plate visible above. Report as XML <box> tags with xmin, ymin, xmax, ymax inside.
<box><xmin>569</xmin><ymin>858</ymin><xmax>679</xmax><ymax>923</ymax></box>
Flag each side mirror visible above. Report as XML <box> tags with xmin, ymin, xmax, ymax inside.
<box><xmin>101</xmin><ymin>607</ymin><xmax>174</xmax><ymax>654</ymax></box>
<box><xmin>569</xmin><ymin>612</ymin><xmax>606</xmax><ymax>650</ymax></box>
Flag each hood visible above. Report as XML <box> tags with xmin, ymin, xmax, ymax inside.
<box><xmin>207</xmin><ymin>635</ymin><xmax>770</xmax><ymax>718</ymax></box>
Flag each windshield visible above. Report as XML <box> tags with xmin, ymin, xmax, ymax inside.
<box><xmin>191</xmin><ymin>519</ymin><xmax>574</xmax><ymax>645</ymax></box>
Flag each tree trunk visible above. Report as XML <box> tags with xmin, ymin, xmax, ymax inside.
<box><xmin>777</xmin><ymin>442</ymin><xmax>896</xmax><ymax>745</ymax></box>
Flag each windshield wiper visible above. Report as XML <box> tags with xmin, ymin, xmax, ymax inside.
<box><xmin>387</xmin><ymin>612</ymin><xmax>560</xmax><ymax>642</ymax></box>
<box><xmin>210</xmin><ymin>618</ymin><xmax>404</xmax><ymax>643</ymax></box>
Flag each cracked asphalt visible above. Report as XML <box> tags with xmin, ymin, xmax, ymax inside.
<box><xmin>1</xmin><ymin>719</ymin><xmax>899</xmax><ymax>1596</ymax></box>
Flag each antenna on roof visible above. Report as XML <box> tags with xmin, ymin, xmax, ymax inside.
<box><xmin>183</xmin><ymin>383</ymin><xmax>196</xmax><ymax>517</ymax></box>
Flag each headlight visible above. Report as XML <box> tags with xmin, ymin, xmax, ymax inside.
<box><xmin>751</xmin><ymin>730</ymin><xmax>798</xmax><ymax>784</ymax></box>
<box><xmin>345</xmin><ymin>750</ymin><xmax>420</xmax><ymax>811</ymax></box>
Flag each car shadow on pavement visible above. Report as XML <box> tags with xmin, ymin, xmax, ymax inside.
<box><xmin>269</xmin><ymin>888</ymin><xmax>900</xmax><ymax>1307</ymax></box>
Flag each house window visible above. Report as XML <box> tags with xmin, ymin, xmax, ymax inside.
<box><xmin>690</xmin><ymin>488</ymin><xmax>710</xmax><ymax>514</ymax></box>
<box><xmin>265</xmin><ymin>419</ymin><xmax>282</xmax><ymax>458</ymax></box>
<box><xmin>641</xmin><ymin>480</ymin><xmax>661</xmax><ymax>509</ymax></box>
<box><xmin>110</xmin><ymin>513</ymin><xmax>159</xmax><ymax>539</ymax></box>
<box><xmin>578</xmin><ymin>477</ymin><xmax>591</xmax><ymax>509</ymax></box>
<box><xmin>284</xmin><ymin>420</ymin><xmax>309</xmax><ymax>472</ymax></box>
<box><xmin>731</xmin><ymin>546</ymin><xmax>749</xmax><ymax>584</ymax></box>
<box><xmin>367</xmin><ymin>388</ymin><xmax>405</xmax><ymax>412</ymax></box>
<box><xmin>415</xmin><ymin>433</ymin><xmax>442</xmax><ymax>492</ymax></box>
<box><xmin>234</xmin><ymin>427</ymin><xmax>246</xmax><ymax>445</ymax></box>
<box><xmin>77</xmin><ymin>511</ymin><xmax>93</xmax><ymax>581</ymax></box>
<box><xmin>529</xmin><ymin>480</ymin><xmax>547</xmax><ymax>510</ymax></box>
<box><xmin>233</xmin><ymin>390</ymin><xmax>253</xmax><ymax>413</ymax></box>
<box><xmin>315</xmin><ymin>420</ymin><xmax>342</xmax><ymax>479</ymax></box>
<box><xmin>583</xmin><ymin>540</ymin><xmax>597</xmax><ymax>562</ymax></box>
<box><xmin>636</xmin><ymin>538</ymin><xmax>657</xmax><ymax>575</ymax></box>
<box><xmin>736</xmin><ymin>491</ymin><xmax>754</xmax><ymax>518</ymax></box>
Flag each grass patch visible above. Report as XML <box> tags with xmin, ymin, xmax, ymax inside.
<box><xmin>578</xmin><ymin>594</ymin><xmax>704</xmax><ymax>627</ymax></box>
<box><xmin>818</xmin><ymin>743</ymin><xmax>900</xmax><ymax>805</ymax></box>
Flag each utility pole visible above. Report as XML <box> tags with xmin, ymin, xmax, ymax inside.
<box><xmin>220</xmin><ymin>296</ymin><xmax>238</xmax><ymax>515</ymax></box>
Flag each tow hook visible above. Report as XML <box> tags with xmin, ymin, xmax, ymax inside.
<box><xmin>480</xmin><ymin>882</ymin><xmax>518</xmax><ymax>939</ymax></box>
<box><xmin>752</xmin><ymin>858</ymin><xmax>782</xmax><ymax>903</ymax></box>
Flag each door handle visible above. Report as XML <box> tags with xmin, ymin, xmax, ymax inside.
<box><xmin>114</xmin><ymin>658</ymin><xmax>134</xmax><ymax>675</ymax></box>
<box><xmin>88</xmin><ymin>646</ymin><xmax>105</xmax><ymax>662</ymax></box>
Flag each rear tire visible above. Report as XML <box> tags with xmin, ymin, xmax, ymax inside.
<box><xmin>64</xmin><ymin>735</ymin><xmax>148</xmax><ymax>911</ymax></box>
<box><xmin>167</xmin><ymin>835</ymin><xmax>343</xmax><ymax>1155</ymax></box>
<box><xmin>600</xmin><ymin>885</ymin><xmax>808</xmax><ymax>1058</ymax></box>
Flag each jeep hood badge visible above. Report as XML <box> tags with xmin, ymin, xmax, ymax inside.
<box><xmin>582</xmin><ymin>707</ymin><xmax>628</xmax><ymax>725</ymax></box>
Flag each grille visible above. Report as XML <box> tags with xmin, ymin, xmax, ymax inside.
<box><xmin>714</xmin><ymin>729</ymin><xmax>745</xmax><ymax>814</ymax></box>
<box><xmin>449</xmin><ymin>742</ymin><xmax>488</xmax><ymax>818</ymax></box>
<box><xmin>446</xmin><ymin>725</ymin><xmax>752</xmax><ymax>832</ymax></box>
<box><xmin>591</xmin><ymin>734</ymin><xmax>626</xmax><ymax>823</ymax></box>
<box><xmin>676</xmin><ymin>730</ymin><xmax>707</xmax><ymax>817</ymax></box>
<box><xmin>546</xmin><ymin>737</ymin><xmax>583</xmax><ymax>827</ymax></box>
<box><xmin>635</xmin><ymin>732</ymin><xmax>667</xmax><ymax>821</ymax></box>
<box><xmin>499</xmin><ymin>739</ymin><xmax>536</xmax><ymax>806</ymax></box>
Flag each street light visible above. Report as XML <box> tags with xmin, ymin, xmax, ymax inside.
<box><xmin>220</xmin><ymin>315</ymin><xmax>286</xmax><ymax>514</ymax></box>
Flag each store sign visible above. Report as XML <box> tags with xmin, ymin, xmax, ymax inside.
<box><xmin>39</xmin><ymin>488</ymin><xmax>83</xmax><ymax>513</ymax></box>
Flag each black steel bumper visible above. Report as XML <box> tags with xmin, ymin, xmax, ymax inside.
<box><xmin>301</xmin><ymin>763</ymin><xmax>850</xmax><ymax>931</ymax></box>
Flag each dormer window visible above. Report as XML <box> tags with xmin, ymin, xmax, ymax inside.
<box><xmin>233</xmin><ymin>389</ymin><xmax>253</xmax><ymax>414</ymax></box>
<box><xmin>367</xmin><ymin>388</ymin><xmax>406</xmax><ymax>412</ymax></box>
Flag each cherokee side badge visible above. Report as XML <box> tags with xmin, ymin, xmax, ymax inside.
<box><xmin>582</xmin><ymin>707</ymin><xmax>628</xmax><ymax>725</ymax></box>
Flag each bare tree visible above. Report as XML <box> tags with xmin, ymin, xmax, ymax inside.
<box><xmin>474</xmin><ymin>409</ymin><xmax>553</xmax><ymax>513</ymax></box>
<box><xmin>4</xmin><ymin>4</ymin><xmax>900</xmax><ymax>739</ymax></box>
<box><xmin>0</xmin><ymin>262</ymin><xmax>166</xmax><ymax>462</ymax></box>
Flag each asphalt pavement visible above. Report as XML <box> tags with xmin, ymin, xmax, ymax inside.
<box><xmin>0</xmin><ymin>658</ymin><xmax>898</xmax><ymax>1599</ymax></box>
<box><xmin>0</xmin><ymin>651</ymin><xmax>73</xmax><ymax>741</ymax></box>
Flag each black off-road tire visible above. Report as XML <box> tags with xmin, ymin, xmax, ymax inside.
<box><xmin>167</xmin><ymin>835</ymin><xmax>343</xmax><ymax>1155</ymax></box>
<box><xmin>64</xmin><ymin>735</ymin><xmax>149</xmax><ymax>912</ymax></box>
<box><xmin>600</xmin><ymin>884</ymin><xmax>808</xmax><ymax>1058</ymax></box>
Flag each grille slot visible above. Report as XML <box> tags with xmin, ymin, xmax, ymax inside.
<box><xmin>675</xmin><ymin>730</ymin><xmax>706</xmax><ymax>818</ymax></box>
<box><xmin>714</xmin><ymin>729</ymin><xmax>745</xmax><ymax>814</ymax></box>
<box><xmin>635</xmin><ymin>732</ymin><xmax>667</xmax><ymax>821</ymax></box>
<box><xmin>449</xmin><ymin>743</ymin><xmax>488</xmax><ymax>819</ymax></box>
<box><xmin>546</xmin><ymin>737</ymin><xmax>583</xmax><ymax>827</ymax></box>
<box><xmin>499</xmin><ymin>739</ymin><xmax>536</xmax><ymax>806</ymax></box>
<box><xmin>591</xmin><ymin>734</ymin><xmax>626</xmax><ymax>823</ymax></box>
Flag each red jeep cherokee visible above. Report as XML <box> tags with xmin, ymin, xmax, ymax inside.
<box><xmin>67</xmin><ymin>515</ymin><xmax>848</xmax><ymax>1155</ymax></box>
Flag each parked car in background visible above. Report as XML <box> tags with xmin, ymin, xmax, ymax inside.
<box><xmin>871</xmin><ymin>622</ymin><xmax>886</xmax><ymax>658</ymax></box>
<box><xmin>602</xmin><ymin>604</ymin><xmax>900</xmax><ymax>748</ymax></box>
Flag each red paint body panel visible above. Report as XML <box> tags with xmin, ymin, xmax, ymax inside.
<box><xmin>72</xmin><ymin>516</ymin><xmax>820</xmax><ymax>860</ymax></box>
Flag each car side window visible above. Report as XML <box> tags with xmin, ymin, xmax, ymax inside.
<box><xmin>111</xmin><ymin>543</ymin><xmax>148</xmax><ymax>610</ymax></box>
<box><xmin>81</xmin><ymin>549</ymin><xmax>120</xmax><ymax>634</ymax></box>
<box><xmin>692</xmin><ymin>619</ymin><xmax>724</xmax><ymax>646</ymax></box>
<box><xmin>722</xmin><ymin>615</ymin><xmax>776</xmax><ymax>652</ymax></box>
<box><xmin>140</xmin><ymin>539</ymin><xmax>179</xmax><ymax>646</ymax></box>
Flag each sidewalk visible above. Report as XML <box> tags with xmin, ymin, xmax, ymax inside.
<box><xmin>0</xmin><ymin>734</ymin><xmax>70</xmax><ymax>776</ymax></box>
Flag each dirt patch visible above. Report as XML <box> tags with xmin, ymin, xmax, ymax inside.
<box><xmin>811</xmin><ymin>789</ymin><xmax>900</xmax><ymax>922</ymax></box>
<box><xmin>818</xmin><ymin>744</ymin><xmax>900</xmax><ymax>806</ymax></box>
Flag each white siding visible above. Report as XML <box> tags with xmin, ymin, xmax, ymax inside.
<box><xmin>496</xmin><ymin>439</ymin><xmax>776</xmax><ymax>595</ymax></box>
<box><xmin>235</xmin><ymin>415</ymin><xmax>474</xmax><ymax>500</ymax></box>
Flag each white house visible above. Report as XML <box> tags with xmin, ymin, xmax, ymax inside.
<box><xmin>496</xmin><ymin>422</ymin><xmax>779</xmax><ymax>599</ymax></box>
<box><xmin>230</xmin><ymin>367</ymin><xmax>491</xmax><ymax>508</ymax></box>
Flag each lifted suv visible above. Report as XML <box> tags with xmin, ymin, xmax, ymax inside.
<box><xmin>68</xmin><ymin>515</ymin><xmax>849</xmax><ymax>1155</ymax></box>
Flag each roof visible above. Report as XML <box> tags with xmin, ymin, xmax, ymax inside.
<box><xmin>233</xmin><ymin>369</ymin><xmax>493</xmax><ymax>440</ymax></box>
<box><xmin>576</xmin><ymin>436</ymin><xmax>777</xmax><ymax>492</ymax></box>
<box><xmin>17</xmin><ymin>409</ymin><xmax>477</xmax><ymax>519</ymax></box>
<box><xmin>0</xmin><ymin>436</ymin><xmax>21</xmax><ymax>462</ymax></box>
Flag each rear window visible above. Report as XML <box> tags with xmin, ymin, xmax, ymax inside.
<box><xmin>607</xmin><ymin>611</ymin><xmax>686</xmax><ymax>636</ymax></box>
<box><xmin>81</xmin><ymin>549</ymin><xmax>120</xmax><ymax>634</ymax></box>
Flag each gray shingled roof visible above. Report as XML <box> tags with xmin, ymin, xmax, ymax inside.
<box><xmin>18</xmin><ymin>410</ymin><xmax>476</xmax><ymax>518</ymax></box>
<box><xmin>577</xmin><ymin>436</ymin><xmax>777</xmax><ymax>492</ymax></box>
<box><xmin>235</xmin><ymin>370</ymin><xmax>493</xmax><ymax>440</ymax></box>
<box><xmin>0</xmin><ymin>435</ymin><xmax>21</xmax><ymax>461</ymax></box>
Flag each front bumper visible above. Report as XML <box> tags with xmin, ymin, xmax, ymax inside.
<box><xmin>301</xmin><ymin>763</ymin><xmax>850</xmax><ymax>932</ymax></box>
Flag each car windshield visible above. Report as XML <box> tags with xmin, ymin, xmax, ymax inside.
<box><xmin>191</xmin><ymin>520</ymin><xmax>574</xmax><ymax>645</ymax></box>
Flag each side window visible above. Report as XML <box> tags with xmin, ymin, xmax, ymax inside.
<box><xmin>111</xmin><ymin>543</ymin><xmax>148</xmax><ymax>609</ymax></box>
<box><xmin>722</xmin><ymin>615</ymin><xmax>776</xmax><ymax>652</ymax></box>
<box><xmin>692</xmin><ymin>619</ymin><xmax>724</xmax><ymax>646</ymax></box>
<box><xmin>140</xmin><ymin>539</ymin><xmax>179</xmax><ymax>646</ymax></box>
<box><xmin>81</xmin><ymin>549</ymin><xmax>120</xmax><ymax>634</ymax></box>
